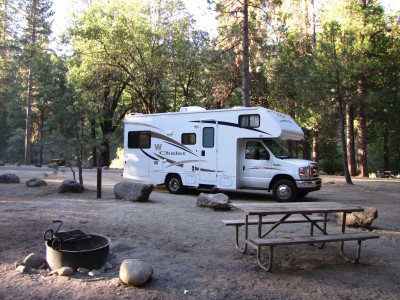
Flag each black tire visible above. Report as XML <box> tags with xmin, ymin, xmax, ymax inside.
<box><xmin>272</xmin><ymin>179</ymin><xmax>297</xmax><ymax>202</ymax></box>
<box><xmin>166</xmin><ymin>174</ymin><xmax>185</xmax><ymax>194</ymax></box>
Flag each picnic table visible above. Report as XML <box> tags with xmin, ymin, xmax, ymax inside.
<box><xmin>225</xmin><ymin>201</ymin><xmax>379</xmax><ymax>271</ymax></box>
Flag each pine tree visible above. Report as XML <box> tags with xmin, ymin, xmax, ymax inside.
<box><xmin>19</xmin><ymin>0</ymin><xmax>53</xmax><ymax>164</ymax></box>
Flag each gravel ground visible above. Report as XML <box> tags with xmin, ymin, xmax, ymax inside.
<box><xmin>0</xmin><ymin>166</ymin><xmax>399</xmax><ymax>300</ymax></box>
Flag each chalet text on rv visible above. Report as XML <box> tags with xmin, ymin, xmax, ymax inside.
<box><xmin>123</xmin><ymin>106</ymin><xmax>321</xmax><ymax>202</ymax></box>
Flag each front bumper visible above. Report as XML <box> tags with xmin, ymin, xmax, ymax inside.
<box><xmin>296</xmin><ymin>178</ymin><xmax>322</xmax><ymax>191</ymax></box>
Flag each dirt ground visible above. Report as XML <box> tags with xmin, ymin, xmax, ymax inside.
<box><xmin>0</xmin><ymin>166</ymin><xmax>399</xmax><ymax>300</ymax></box>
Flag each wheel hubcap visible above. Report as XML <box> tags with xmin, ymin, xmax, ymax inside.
<box><xmin>170</xmin><ymin>179</ymin><xmax>179</xmax><ymax>191</ymax></box>
<box><xmin>277</xmin><ymin>185</ymin><xmax>291</xmax><ymax>200</ymax></box>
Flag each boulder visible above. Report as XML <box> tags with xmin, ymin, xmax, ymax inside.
<box><xmin>26</xmin><ymin>178</ymin><xmax>47</xmax><ymax>188</ymax></box>
<box><xmin>113</xmin><ymin>182</ymin><xmax>153</xmax><ymax>202</ymax></box>
<box><xmin>119</xmin><ymin>259</ymin><xmax>153</xmax><ymax>287</ymax></box>
<box><xmin>0</xmin><ymin>173</ymin><xmax>20</xmax><ymax>184</ymax></box>
<box><xmin>0</xmin><ymin>160</ymin><xmax>4</xmax><ymax>166</ymax></box>
<box><xmin>58</xmin><ymin>179</ymin><xmax>84</xmax><ymax>193</ymax></box>
<box><xmin>335</xmin><ymin>206</ymin><xmax>378</xmax><ymax>228</ymax></box>
<box><xmin>196</xmin><ymin>193</ymin><xmax>231</xmax><ymax>210</ymax></box>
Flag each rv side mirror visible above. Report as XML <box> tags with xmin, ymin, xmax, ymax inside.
<box><xmin>265</xmin><ymin>151</ymin><xmax>270</xmax><ymax>160</ymax></box>
<box><xmin>254</xmin><ymin>149</ymin><xmax>260</xmax><ymax>160</ymax></box>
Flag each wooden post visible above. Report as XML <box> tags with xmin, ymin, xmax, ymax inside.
<box><xmin>97</xmin><ymin>168</ymin><xmax>102</xmax><ymax>198</ymax></box>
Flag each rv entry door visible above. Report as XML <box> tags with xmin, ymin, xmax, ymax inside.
<box><xmin>198</xmin><ymin>120</ymin><xmax>217</xmax><ymax>183</ymax></box>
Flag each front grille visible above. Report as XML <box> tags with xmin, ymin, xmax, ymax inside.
<box><xmin>309</xmin><ymin>163</ymin><xmax>319</xmax><ymax>178</ymax></box>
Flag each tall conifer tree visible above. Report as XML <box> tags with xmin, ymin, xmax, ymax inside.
<box><xmin>20</xmin><ymin>0</ymin><xmax>53</xmax><ymax>164</ymax></box>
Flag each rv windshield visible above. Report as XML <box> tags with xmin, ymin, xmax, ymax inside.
<box><xmin>262</xmin><ymin>139</ymin><xmax>293</xmax><ymax>159</ymax></box>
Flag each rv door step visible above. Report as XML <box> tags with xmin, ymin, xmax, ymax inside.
<box><xmin>239</xmin><ymin>186</ymin><xmax>269</xmax><ymax>191</ymax></box>
<box><xmin>197</xmin><ymin>185</ymin><xmax>218</xmax><ymax>192</ymax></box>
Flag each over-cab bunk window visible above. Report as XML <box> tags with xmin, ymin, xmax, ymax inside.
<box><xmin>182</xmin><ymin>133</ymin><xmax>196</xmax><ymax>145</ymax></box>
<box><xmin>239</xmin><ymin>114</ymin><xmax>260</xmax><ymax>128</ymax></box>
<box><xmin>128</xmin><ymin>131</ymin><xmax>151</xmax><ymax>149</ymax></box>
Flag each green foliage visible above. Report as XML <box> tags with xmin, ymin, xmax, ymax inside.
<box><xmin>0</xmin><ymin>0</ymin><xmax>399</xmax><ymax>175</ymax></box>
<box><xmin>6</xmin><ymin>128</ymin><xmax>25</xmax><ymax>162</ymax></box>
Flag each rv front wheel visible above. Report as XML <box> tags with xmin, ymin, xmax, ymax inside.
<box><xmin>272</xmin><ymin>179</ymin><xmax>296</xmax><ymax>202</ymax></box>
<box><xmin>166</xmin><ymin>175</ymin><xmax>185</xmax><ymax>194</ymax></box>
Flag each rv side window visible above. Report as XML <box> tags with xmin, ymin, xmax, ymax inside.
<box><xmin>239</xmin><ymin>114</ymin><xmax>260</xmax><ymax>128</ymax></box>
<box><xmin>203</xmin><ymin>127</ymin><xmax>214</xmax><ymax>148</ymax></box>
<box><xmin>182</xmin><ymin>133</ymin><xmax>196</xmax><ymax>145</ymax></box>
<box><xmin>127</xmin><ymin>131</ymin><xmax>151</xmax><ymax>149</ymax></box>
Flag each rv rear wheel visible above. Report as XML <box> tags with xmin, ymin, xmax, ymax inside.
<box><xmin>166</xmin><ymin>174</ymin><xmax>185</xmax><ymax>194</ymax></box>
<box><xmin>272</xmin><ymin>179</ymin><xmax>296</xmax><ymax>202</ymax></box>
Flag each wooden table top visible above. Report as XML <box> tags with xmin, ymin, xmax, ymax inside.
<box><xmin>229</xmin><ymin>202</ymin><xmax>364</xmax><ymax>215</ymax></box>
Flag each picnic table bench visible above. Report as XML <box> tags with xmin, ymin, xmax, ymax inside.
<box><xmin>226</xmin><ymin>202</ymin><xmax>380</xmax><ymax>272</ymax></box>
<box><xmin>249</xmin><ymin>232</ymin><xmax>379</xmax><ymax>271</ymax></box>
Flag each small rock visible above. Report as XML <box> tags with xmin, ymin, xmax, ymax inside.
<box><xmin>0</xmin><ymin>160</ymin><xmax>4</xmax><ymax>166</ymax></box>
<box><xmin>58</xmin><ymin>179</ymin><xmax>84</xmax><ymax>193</ymax></box>
<box><xmin>77</xmin><ymin>267</ymin><xmax>90</xmax><ymax>275</ymax></box>
<box><xmin>26</xmin><ymin>178</ymin><xmax>47</xmax><ymax>188</ymax></box>
<box><xmin>119</xmin><ymin>259</ymin><xmax>154</xmax><ymax>287</ymax></box>
<box><xmin>196</xmin><ymin>193</ymin><xmax>231</xmax><ymax>210</ymax></box>
<box><xmin>23</xmin><ymin>253</ymin><xmax>45</xmax><ymax>269</ymax></box>
<box><xmin>110</xmin><ymin>241</ymin><xmax>132</xmax><ymax>253</ymax></box>
<box><xmin>88</xmin><ymin>266</ymin><xmax>106</xmax><ymax>276</ymax></box>
<box><xmin>105</xmin><ymin>262</ymin><xmax>114</xmax><ymax>270</ymax></box>
<box><xmin>56</xmin><ymin>266</ymin><xmax>74</xmax><ymax>276</ymax></box>
<box><xmin>88</xmin><ymin>270</ymin><xmax>100</xmax><ymax>277</ymax></box>
<box><xmin>16</xmin><ymin>265</ymin><xmax>30</xmax><ymax>273</ymax></box>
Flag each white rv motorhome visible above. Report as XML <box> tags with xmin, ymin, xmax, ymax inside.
<box><xmin>123</xmin><ymin>106</ymin><xmax>321</xmax><ymax>202</ymax></box>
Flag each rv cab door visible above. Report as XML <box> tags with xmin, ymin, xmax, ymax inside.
<box><xmin>239</xmin><ymin>140</ymin><xmax>271</xmax><ymax>188</ymax></box>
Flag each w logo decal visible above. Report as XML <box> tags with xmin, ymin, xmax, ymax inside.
<box><xmin>155</xmin><ymin>144</ymin><xmax>162</xmax><ymax>150</ymax></box>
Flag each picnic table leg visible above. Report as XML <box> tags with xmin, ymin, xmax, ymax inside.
<box><xmin>341</xmin><ymin>212</ymin><xmax>347</xmax><ymax>233</ymax></box>
<box><xmin>339</xmin><ymin>212</ymin><xmax>362</xmax><ymax>263</ymax></box>
<box><xmin>258</xmin><ymin>215</ymin><xmax>262</xmax><ymax>238</ymax></box>
<box><xmin>302</xmin><ymin>213</ymin><xmax>328</xmax><ymax>249</ymax></box>
<box><xmin>340</xmin><ymin>239</ymin><xmax>362</xmax><ymax>263</ymax></box>
<box><xmin>255</xmin><ymin>245</ymin><xmax>274</xmax><ymax>272</ymax></box>
<box><xmin>234</xmin><ymin>215</ymin><xmax>248</xmax><ymax>253</ymax></box>
<box><xmin>317</xmin><ymin>213</ymin><xmax>329</xmax><ymax>249</ymax></box>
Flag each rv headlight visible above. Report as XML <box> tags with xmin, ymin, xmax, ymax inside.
<box><xmin>298</xmin><ymin>166</ymin><xmax>311</xmax><ymax>180</ymax></box>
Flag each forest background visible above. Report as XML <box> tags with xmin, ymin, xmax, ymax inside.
<box><xmin>0</xmin><ymin>0</ymin><xmax>399</xmax><ymax>179</ymax></box>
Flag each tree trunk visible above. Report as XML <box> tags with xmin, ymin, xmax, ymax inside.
<box><xmin>24</xmin><ymin>67</ymin><xmax>33</xmax><ymax>165</ymax></box>
<box><xmin>39</xmin><ymin>108</ymin><xmax>44</xmax><ymax>166</ymax></box>
<box><xmin>336</xmin><ymin>71</ymin><xmax>352</xmax><ymax>184</ymax></box>
<box><xmin>312</xmin><ymin>126</ymin><xmax>319</xmax><ymax>162</ymax></box>
<box><xmin>346</xmin><ymin>99</ymin><xmax>356</xmax><ymax>176</ymax></box>
<box><xmin>383</xmin><ymin>121</ymin><xmax>389</xmax><ymax>171</ymax></box>
<box><xmin>357</xmin><ymin>75</ymin><xmax>368</xmax><ymax>177</ymax></box>
<box><xmin>91</xmin><ymin>119</ymin><xmax>97</xmax><ymax>167</ymax></box>
<box><xmin>310</xmin><ymin>0</ymin><xmax>316</xmax><ymax>48</ymax></box>
<box><xmin>302</xmin><ymin>129</ymin><xmax>311</xmax><ymax>160</ymax></box>
<box><xmin>98</xmin><ymin>140</ymin><xmax>110</xmax><ymax>167</ymax></box>
<box><xmin>242</xmin><ymin>0</ymin><xmax>250</xmax><ymax>107</ymax></box>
